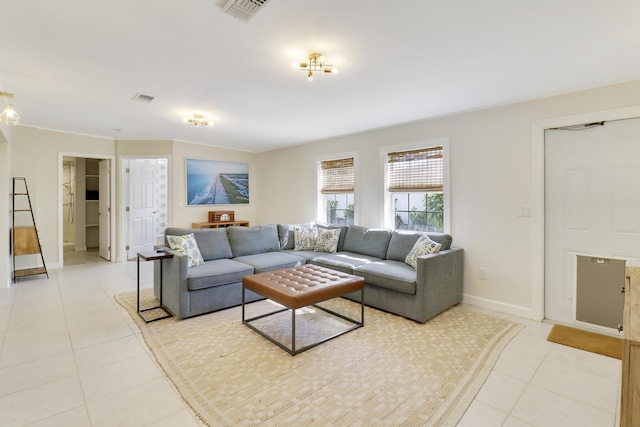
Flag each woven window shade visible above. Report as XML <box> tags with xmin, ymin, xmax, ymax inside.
<box><xmin>321</xmin><ymin>157</ymin><xmax>354</xmax><ymax>194</ymax></box>
<box><xmin>387</xmin><ymin>146</ymin><xmax>443</xmax><ymax>192</ymax></box>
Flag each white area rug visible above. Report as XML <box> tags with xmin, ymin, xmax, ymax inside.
<box><xmin>116</xmin><ymin>290</ymin><xmax>522</xmax><ymax>426</ymax></box>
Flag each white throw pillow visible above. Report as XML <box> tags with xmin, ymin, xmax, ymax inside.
<box><xmin>404</xmin><ymin>235</ymin><xmax>442</xmax><ymax>270</ymax></box>
<box><xmin>166</xmin><ymin>233</ymin><xmax>205</xmax><ymax>268</ymax></box>
<box><xmin>294</xmin><ymin>226</ymin><xmax>317</xmax><ymax>251</ymax></box>
<box><xmin>314</xmin><ymin>228</ymin><xmax>340</xmax><ymax>253</ymax></box>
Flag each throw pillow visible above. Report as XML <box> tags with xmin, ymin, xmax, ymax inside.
<box><xmin>314</xmin><ymin>228</ymin><xmax>340</xmax><ymax>253</ymax></box>
<box><xmin>404</xmin><ymin>235</ymin><xmax>442</xmax><ymax>270</ymax></box>
<box><xmin>294</xmin><ymin>226</ymin><xmax>317</xmax><ymax>251</ymax></box>
<box><xmin>166</xmin><ymin>233</ymin><xmax>205</xmax><ymax>268</ymax></box>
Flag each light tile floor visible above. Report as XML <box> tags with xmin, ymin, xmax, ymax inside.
<box><xmin>458</xmin><ymin>306</ymin><xmax>622</xmax><ymax>427</ymax></box>
<box><xmin>0</xmin><ymin>258</ymin><xmax>622</xmax><ymax>426</ymax></box>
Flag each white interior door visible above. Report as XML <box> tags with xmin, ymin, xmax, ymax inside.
<box><xmin>128</xmin><ymin>159</ymin><xmax>157</xmax><ymax>259</ymax></box>
<box><xmin>98</xmin><ymin>160</ymin><xmax>111</xmax><ymax>260</ymax></box>
<box><xmin>544</xmin><ymin>118</ymin><xmax>640</xmax><ymax>325</ymax></box>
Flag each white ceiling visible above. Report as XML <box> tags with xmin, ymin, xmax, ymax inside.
<box><xmin>2</xmin><ymin>0</ymin><xmax>639</xmax><ymax>152</ymax></box>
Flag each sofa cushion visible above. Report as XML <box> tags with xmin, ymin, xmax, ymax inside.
<box><xmin>166</xmin><ymin>233</ymin><xmax>205</xmax><ymax>267</ymax></box>
<box><xmin>164</xmin><ymin>227</ymin><xmax>232</xmax><ymax>261</ymax></box>
<box><xmin>310</xmin><ymin>251</ymin><xmax>381</xmax><ymax>273</ymax></box>
<box><xmin>282</xmin><ymin>249</ymin><xmax>326</xmax><ymax>262</ymax></box>
<box><xmin>354</xmin><ymin>261</ymin><xmax>417</xmax><ymax>294</ymax></box>
<box><xmin>386</xmin><ymin>230</ymin><xmax>452</xmax><ymax>261</ymax></box>
<box><xmin>187</xmin><ymin>259</ymin><xmax>254</xmax><ymax>291</ymax></box>
<box><xmin>277</xmin><ymin>223</ymin><xmax>314</xmax><ymax>250</ymax></box>
<box><xmin>385</xmin><ymin>231</ymin><xmax>422</xmax><ymax>262</ymax></box>
<box><xmin>314</xmin><ymin>228</ymin><xmax>340</xmax><ymax>253</ymax></box>
<box><xmin>404</xmin><ymin>235</ymin><xmax>442</xmax><ymax>270</ymax></box>
<box><xmin>294</xmin><ymin>226</ymin><xmax>317</xmax><ymax>250</ymax></box>
<box><xmin>233</xmin><ymin>252</ymin><xmax>305</xmax><ymax>273</ymax></box>
<box><xmin>342</xmin><ymin>225</ymin><xmax>392</xmax><ymax>259</ymax></box>
<box><xmin>423</xmin><ymin>232</ymin><xmax>452</xmax><ymax>251</ymax></box>
<box><xmin>227</xmin><ymin>224</ymin><xmax>280</xmax><ymax>257</ymax></box>
<box><xmin>315</xmin><ymin>223</ymin><xmax>349</xmax><ymax>252</ymax></box>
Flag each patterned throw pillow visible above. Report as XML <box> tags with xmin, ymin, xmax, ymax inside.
<box><xmin>404</xmin><ymin>235</ymin><xmax>442</xmax><ymax>270</ymax></box>
<box><xmin>294</xmin><ymin>226</ymin><xmax>317</xmax><ymax>251</ymax></box>
<box><xmin>314</xmin><ymin>228</ymin><xmax>340</xmax><ymax>253</ymax></box>
<box><xmin>166</xmin><ymin>233</ymin><xmax>205</xmax><ymax>268</ymax></box>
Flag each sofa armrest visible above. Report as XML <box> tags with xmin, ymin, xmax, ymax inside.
<box><xmin>414</xmin><ymin>247</ymin><xmax>464</xmax><ymax>322</ymax></box>
<box><xmin>153</xmin><ymin>248</ymin><xmax>190</xmax><ymax>318</ymax></box>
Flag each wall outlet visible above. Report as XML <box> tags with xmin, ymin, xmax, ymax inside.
<box><xmin>479</xmin><ymin>268</ymin><xmax>488</xmax><ymax>280</ymax></box>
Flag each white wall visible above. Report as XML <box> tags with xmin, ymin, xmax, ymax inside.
<box><xmin>256</xmin><ymin>79</ymin><xmax>640</xmax><ymax>319</ymax></box>
<box><xmin>0</xmin><ymin>126</ymin><xmax>11</xmax><ymax>286</ymax></box>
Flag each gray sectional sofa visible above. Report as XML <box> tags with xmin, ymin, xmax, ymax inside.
<box><xmin>155</xmin><ymin>223</ymin><xmax>463</xmax><ymax>323</ymax></box>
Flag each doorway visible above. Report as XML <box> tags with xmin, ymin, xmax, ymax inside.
<box><xmin>59</xmin><ymin>154</ymin><xmax>115</xmax><ymax>267</ymax></box>
<box><xmin>120</xmin><ymin>157</ymin><xmax>169</xmax><ymax>260</ymax></box>
<box><xmin>544</xmin><ymin>118</ymin><xmax>640</xmax><ymax>331</ymax></box>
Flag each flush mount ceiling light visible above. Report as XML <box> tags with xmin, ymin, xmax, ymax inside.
<box><xmin>293</xmin><ymin>53</ymin><xmax>338</xmax><ymax>81</ymax></box>
<box><xmin>0</xmin><ymin>91</ymin><xmax>20</xmax><ymax>126</ymax></box>
<box><xmin>184</xmin><ymin>114</ymin><xmax>212</xmax><ymax>127</ymax></box>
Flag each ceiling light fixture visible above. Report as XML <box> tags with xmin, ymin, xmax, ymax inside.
<box><xmin>293</xmin><ymin>53</ymin><xmax>338</xmax><ymax>81</ymax></box>
<box><xmin>184</xmin><ymin>114</ymin><xmax>212</xmax><ymax>127</ymax></box>
<box><xmin>0</xmin><ymin>91</ymin><xmax>20</xmax><ymax>126</ymax></box>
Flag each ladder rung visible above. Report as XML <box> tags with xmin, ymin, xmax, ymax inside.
<box><xmin>14</xmin><ymin>210</ymin><xmax>32</xmax><ymax>212</ymax></box>
<box><xmin>14</xmin><ymin>267</ymin><xmax>47</xmax><ymax>278</ymax></box>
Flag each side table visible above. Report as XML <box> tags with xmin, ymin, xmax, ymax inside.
<box><xmin>137</xmin><ymin>251</ymin><xmax>174</xmax><ymax>323</ymax></box>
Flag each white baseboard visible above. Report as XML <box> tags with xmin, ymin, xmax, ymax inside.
<box><xmin>462</xmin><ymin>293</ymin><xmax>533</xmax><ymax>320</ymax></box>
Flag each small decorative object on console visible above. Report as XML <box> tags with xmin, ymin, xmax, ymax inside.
<box><xmin>209</xmin><ymin>211</ymin><xmax>235</xmax><ymax>222</ymax></box>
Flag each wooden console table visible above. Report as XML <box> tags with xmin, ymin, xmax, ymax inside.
<box><xmin>621</xmin><ymin>266</ymin><xmax>640</xmax><ymax>426</ymax></box>
<box><xmin>191</xmin><ymin>220</ymin><xmax>250</xmax><ymax>229</ymax></box>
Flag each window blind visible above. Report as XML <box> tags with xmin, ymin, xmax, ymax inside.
<box><xmin>387</xmin><ymin>146</ymin><xmax>443</xmax><ymax>192</ymax></box>
<box><xmin>320</xmin><ymin>157</ymin><xmax>354</xmax><ymax>194</ymax></box>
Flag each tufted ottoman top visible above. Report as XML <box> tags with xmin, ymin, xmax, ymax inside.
<box><xmin>242</xmin><ymin>264</ymin><xmax>364</xmax><ymax>309</ymax></box>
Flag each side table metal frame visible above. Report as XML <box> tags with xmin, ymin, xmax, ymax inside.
<box><xmin>137</xmin><ymin>251</ymin><xmax>174</xmax><ymax>323</ymax></box>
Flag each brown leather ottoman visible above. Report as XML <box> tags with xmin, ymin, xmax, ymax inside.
<box><xmin>242</xmin><ymin>264</ymin><xmax>365</xmax><ymax>355</ymax></box>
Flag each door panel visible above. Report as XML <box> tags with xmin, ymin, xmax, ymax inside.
<box><xmin>563</xmin><ymin>169</ymin><xmax>589</xmax><ymax>232</ymax></box>
<box><xmin>613</xmin><ymin>168</ymin><xmax>640</xmax><ymax>234</ymax></box>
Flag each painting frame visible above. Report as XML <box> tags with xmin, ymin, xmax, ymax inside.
<box><xmin>185</xmin><ymin>158</ymin><xmax>249</xmax><ymax>205</ymax></box>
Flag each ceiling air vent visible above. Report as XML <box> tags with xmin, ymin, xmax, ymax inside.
<box><xmin>132</xmin><ymin>93</ymin><xmax>155</xmax><ymax>103</ymax></box>
<box><xmin>221</xmin><ymin>0</ymin><xmax>272</xmax><ymax>22</ymax></box>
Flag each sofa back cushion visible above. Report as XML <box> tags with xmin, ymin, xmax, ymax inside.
<box><xmin>342</xmin><ymin>225</ymin><xmax>392</xmax><ymax>259</ymax></box>
<box><xmin>385</xmin><ymin>230</ymin><xmax>453</xmax><ymax>261</ymax></box>
<box><xmin>228</xmin><ymin>224</ymin><xmax>281</xmax><ymax>257</ymax></box>
<box><xmin>277</xmin><ymin>223</ymin><xmax>314</xmax><ymax>250</ymax></box>
<box><xmin>315</xmin><ymin>223</ymin><xmax>349</xmax><ymax>252</ymax></box>
<box><xmin>164</xmin><ymin>227</ymin><xmax>232</xmax><ymax>261</ymax></box>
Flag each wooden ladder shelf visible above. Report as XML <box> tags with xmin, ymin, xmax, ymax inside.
<box><xmin>12</xmin><ymin>177</ymin><xmax>49</xmax><ymax>282</ymax></box>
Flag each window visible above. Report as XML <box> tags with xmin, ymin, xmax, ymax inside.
<box><xmin>319</xmin><ymin>157</ymin><xmax>355</xmax><ymax>225</ymax></box>
<box><xmin>387</xmin><ymin>146</ymin><xmax>444</xmax><ymax>232</ymax></box>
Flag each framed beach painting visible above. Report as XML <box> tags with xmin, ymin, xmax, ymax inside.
<box><xmin>186</xmin><ymin>158</ymin><xmax>249</xmax><ymax>205</ymax></box>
